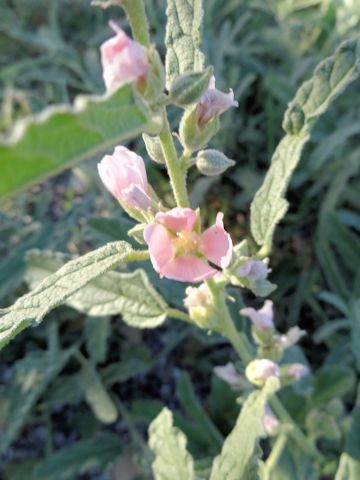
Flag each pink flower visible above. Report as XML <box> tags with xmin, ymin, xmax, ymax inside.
<box><xmin>98</xmin><ymin>146</ymin><xmax>151</xmax><ymax>209</ymax></box>
<box><xmin>197</xmin><ymin>76</ymin><xmax>238</xmax><ymax>126</ymax></box>
<box><xmin>100</xmin><ymin>21</ymin><xmax>148</xmax><ymax>92</ymax></box>
<box><xmin>240</xmin><ymin>300</ymin><xmax>274</xmax><ymax>331</ymax></box>
<box><xmin>285</xmin><ymin>363</ymin><xmax>310</xmax><ymax>381</ymax></box>
<box><xmin>143</xmin><ymin>208</ymin><xmax>232</xmax><ymax>282</ymax></box>
<box><xmin>262</xmin><ymin>406</ymin><xmax>279</xmax><ymax>435</ymax></box>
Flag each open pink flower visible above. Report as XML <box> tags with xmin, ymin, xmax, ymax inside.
<box><xmin>100</xmin><ymin>21</ymin><xmax>148</xmax><ymax>92</ymax></box>
<box><xmin>143</xmin><ymin>208</ymin><xmax>232</xmax><ymax>282</ymax></box>
<box><xmin>98</xmin><ymin>146</ymin><xmax>151</xmax><ymax>210</ymax></box>
<box><xmin>197</xmin><ymin>76</ymin><xmax>238</xmax><ymax>126</ymax></box>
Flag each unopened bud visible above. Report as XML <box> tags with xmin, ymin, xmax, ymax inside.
<box><xmin>179</xmin><ymin>107</ymin><xmax>219</xmax><ymax>151</ymax></box>
<box><xmin>184</xmin><ymin>284</ymin><xmax>215</xmax><ymax>328</ymax></box>
<box><xmin>196</xmin><ymin>149</ymin><xmax>235</xmax><ymax>176</ymax></box>
<box><xmin>245</xmin><ymin>359</ymin><xmax>280</xmax><ymax>386</ymax></box>
<box><xmin>240</xmin><ymin>300</ymin><xmax>274</xmax><ymax>332</ymax></box>
<box><xmin>170</xmin><ymin>67</ymin><xmax>213</xmax><ymax>107</ymax></box>
<box><xmin>262</xmin><ymin>406</ymin><xmax>280</xmax><ymax>436</ymax></box>
<box><xmin>281</xmin><ymin>363</ymin><xmax>310</xmax><ymax>383</ymax></box>
<box><xmin>143</xmin><ymin>134</ymin><xmax>165</xmax><ymax>164</ymax></box>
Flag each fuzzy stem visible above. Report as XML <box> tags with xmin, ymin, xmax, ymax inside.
<box><xmin>122</xmin><ymin>0</ymin><xmax>150</xmax><ymax>46</ymax></box>
<box><xmin>167</xmin><ymin>308</ymin><xmax>192</xmax><ymax>323</ymax></box>
<box><xmin>263</xmin><ymin>431</ymin><xmax>288</xmax><ymax>479</ymax></box>
<box><xmin>125</xmin><ymin>250</ymin><xmax>150</xmax><ymax>262</ymax></box>
<box><xmin>159</xmin><ymin>114</ymin><xmax>190</xmax><ymax>208</ymax></box>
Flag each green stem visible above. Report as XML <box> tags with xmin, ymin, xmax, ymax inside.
<box><xmin>269</xmin><ymin>396</ymin><xmax>323</xmax><ymax>462</ymax></box>
<box><xmin>167</xmin><ymin>308</ymin><xmax>192</xmax><ymax>323</ymax></box>
<box><xmin>263</xmin><ymin>431</ymin><xmax>288</xmax><ymax>480</ymax></box>
<box><xmin>207</xmin><ymin>279</ymin><xmax>324</xmax><ymax>463</ymax></box>
<box><xmin>122</xmin><ymin>0</ymin><xmax>150</xmax><ymax>46</ymax></box>
<box><xmin>159</xmin><ymin>114</ymin><xmax>190</xmax><ymax>208</ymax></box>
<box><xmin>125</xmin><ymin>249</ymin><xmax>150</xmax><ymax>262</ymax></box>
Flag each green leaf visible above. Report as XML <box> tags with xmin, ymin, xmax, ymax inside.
<box><xmin>176</xmin><ymin>371</ymin><xmax>223</xmax><ymax>450</ymax></box>
<box><xmin>0</xmin><ymin>85</ymin><xmax>154</xmax><ymax>199</ymax></box>
<box><xmin>351</xmin><ymin>300</ymin><xmax>360</xmax><ymax>371</ymax></box>
<box><xmin>165</xmin><ymin>0</ymin><xmax>205</xmax><ymax>89</ymax></box>
<box><xmin>335</xmin><ymin>389</ymin><xmax>360</xmax><ymax>480</ymax></box>
<box><xmin>210</xmin><ymin>378</ymin><xmax>280</xmax><ymax>480</ymax></box>
<box><xmin>0</xmin><ymin>347</ymin><xmax>75</xmax><ymax>453</ymax></box>
<box><xmin>25</xmin><ymin>249</ymin><xmax>168</xmax><ymax>328</ymax></box>
<box><xmin>34</xmin><ymin>433</ymin><xmax>122</xmax><ymax>480</ymax></box>
<box><xmin>82</xmin><ymin>360</ymin><xmax>118</xmax><ymax>424</ymax></box>
<box><xmin>311</xmin><ymin>365</ymin><xmax>356</xmax><ymax>409</ymax></box>
<box><xmin>149</xmin><ymin>407</ymin><xmax>195</xmax><ymax>480</ymax></box>
<box><xmin>250</xmin><ymin>39</ymin><xmax>360</xmax><ymax>246</ymax></box>
<box><xmin>85</xmin><ymin>316</ymin><xmax>111</xmax><ymax>364</ymax></box>
<box><xmin>0</xmin><ymin>241</ymin><xmax>133</xmax><ymax>350</ymax></box>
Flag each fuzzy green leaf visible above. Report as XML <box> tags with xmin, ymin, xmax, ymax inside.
<box><xmin>165</xmin><ymin>0</ymin><xmax>205</xmax><ymax>89</ymax></box>
<box><xmin>25</xmin><ymin>249</ymin><xmax>168</xmax><ymax>328</ymax></box>
<box><xmin>149</xmin><ymin>407</ymin><xmax>195</xmax><ymax>480</ymax></box>
<box><xmin>210</xmin><ymin>378</ymin><xmax>279</xmax><ymax>480</ymax></box>
<box><xmin>251</xmin><ymin>40</ymin><xmax>360</xmax><ymax>246</ymax></box>
<box><xmin>0</xmin><ymin>241</ymin><xmax>133</xmax><ymax>350</ymax></box>
<box><xmin>0</xmin><ymin>84</ymin><xmax>155</xmax><ymax>199</ymax></box>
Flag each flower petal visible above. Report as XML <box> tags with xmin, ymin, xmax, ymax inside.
<box><xmin>160</xmin><ymin>256</ymin><xmax>217</xmax><ymax>282</ymax></box>
<box><xmin>201</xmin><ymin>212</ymin><xmax>232</xmax><ymax>268</ymax></box>
<box><xmin>155</xmin><ymin>208</ymin><xmax>197</xmax><ymax>232</ymax></box>
<box><xmin>143</xmin><ymin>224</ymin><xmax>174</xmax><ymax>274</ymax></box>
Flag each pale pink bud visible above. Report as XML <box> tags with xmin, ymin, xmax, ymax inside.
<box><xmin>240</xmin><ymin>300</ymin><xmax>274</xmax><ymax>331</ymax></box>
<box><xmin>143</xmin><ymin>208</ymin><xmax>232</xmax><ymax>282</ymax></box>
<box><xmin>196</xmin><ymin>76</ymin><xmax>238</xmax><ymax>125</ymax></box>
<box><xmin>213</xmin><ymin>363</ymin><xmax>245</xmax><ymax>389</ymax></box>
<box><xmin>278</xmin><ymin>326</ymin><xmax>306</xmax><ymax>349</ymax></box>
<box><xmin>100</xmin><ymin>22</ymin><xmax>148</xmax><ymax>92</ymax></box>
<box><xmin>285</xmin><ymin>363</ymin><xmax>310</xmax><ymax>381</ymax></box>
<box><xmin>237</xmin><ymin>259</ymin><xmax>271</xmax><ymax>282</ymax></box>
<box><xmin>98</xmin><ymin>146</ymin><xmax>151</xmax><ymax>210</ymax></box>
<box><xmin>184</xmin><ymin>284</ymin><xmax>211</xmax><ymax>309</ymax></box>
<box><xmin>262</xmin><ymin>406</ymin><xmax>280</xmax><ymax>435</ymax></box>
<box><xmin>245</xmin><ymin>359</ymin><xmax>280</xmax><ymax>386</ymax></box>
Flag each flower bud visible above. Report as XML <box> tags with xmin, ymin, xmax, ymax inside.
<box><xmin>196</xmin><ymin>149</ymin><xmax>235</xmax><ymax>176</ymax></box>
<box><xmin>245</xmin><ymin>359</ymin><xmax>280</xmax><ymax>386</ymax></box>
<box><xmin>262</xmin><ymin>406</ymin><xmax>280</xmax><ymax>436</ymax></box>
<box><xmin>240</xmin><ymin>300</ymin><xmax>274</xmax><ymax>332</ymax></box>
<box><xmin>277</xmin><ymin>326</ymin><xmax>306</xmax><ymax>350</ymax></box>
<box><xmin>196</xmin><ymin>76</ymin><xmax>238</xmax><ymax>126</ymax></box>
<box><xmin>179</xmin><ymin>106</ymin><xmax>219</xmax><ymax>151</ymax></box>
<box><xmin>237</xmin><ymin>259</ymin><xmax>270</xmax><ymax>282</ymax></box>
<box><xmin>169</xmin><ymin>67</ymin><xmax>213</xmax><ymax>107</ymax></box>
<box><xmin>281</xmin><ymin>363</ymin><xmax>310</xmax><ymax>383</ymax></box>
<box><xmin>213</xmin><ymin>363</ymin><xmax>246</xmax><ymax>390</ymax></box>
<box><xmin>184</xmin><ymin>284</ymin><xmax>216</xmax><ymax>327</ymax></box>
<box><xmin>97</xmin><ymin>146</ymin><xmax>152</xmax><ymax>212</ymax></box>
<box><xmin>142</xmin><ymin>134</ymin><xmax>165</xmax><ymax>164</ymax></box>
<box><xmin>100</xmin><ymin>22</ymin><xmax>148</xmax><ymax>92</ymax></box>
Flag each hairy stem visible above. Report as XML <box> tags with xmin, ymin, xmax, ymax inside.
<box><xmin>122</xmin><ymin>0</ymin><xmax>150</xmax><ymax>46</ymax></box>
<box><xmin>125</xmin><ymin>250</ymin><xmax>150</xmax><ymax>262</ymax></box>
<box><xmin>167</xmin><ymin>308</ymin><xmax>192</xmax><ymax>323</ymax></box>
<box><xmin>159</xmin><ymin>114</ymin><xmax>189</xmax><ymax>208</ymax></box>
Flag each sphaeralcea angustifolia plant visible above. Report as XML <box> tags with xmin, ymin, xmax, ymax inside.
<box><xmin>1</xmin><ymin>0</ymin><xmax>360</xmax><ymax>477</ymax></box>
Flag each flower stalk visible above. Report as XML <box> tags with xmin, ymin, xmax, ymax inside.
<box><xmin>122</xmin><ymin>0</ymin><xmax>150</xmax><ymax>47</ymax></box>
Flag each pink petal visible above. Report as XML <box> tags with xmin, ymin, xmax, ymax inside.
<box><xmin>143</xmin><ymin>224</ymin><xmax>174</xmax><ymax>274</ymax></box>
<box><xmin>160</xmin><ymin>256</ymin><xmax>217</xmax><ymax>282</ymax></box>
<box><xmin>155</xmin><ymin>208</ymin><xmax>197</xmax><ymax>232</ymax></box>
<box><xmin>201</xmin><ymin>212</ymin><xmax>232</xmax><ymax>268</ymax></box>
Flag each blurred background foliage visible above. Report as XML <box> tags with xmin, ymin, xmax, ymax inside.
<box><xmin>0</xmin><ymin>0</ymin><xmax>360</xmax><ymax>478</ymax></box>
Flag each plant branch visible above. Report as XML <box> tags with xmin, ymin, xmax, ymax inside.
<box><xmin>159</xmin><ymin>113</ymin><xmax>189</xmax><ymax>208</ymax></box>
